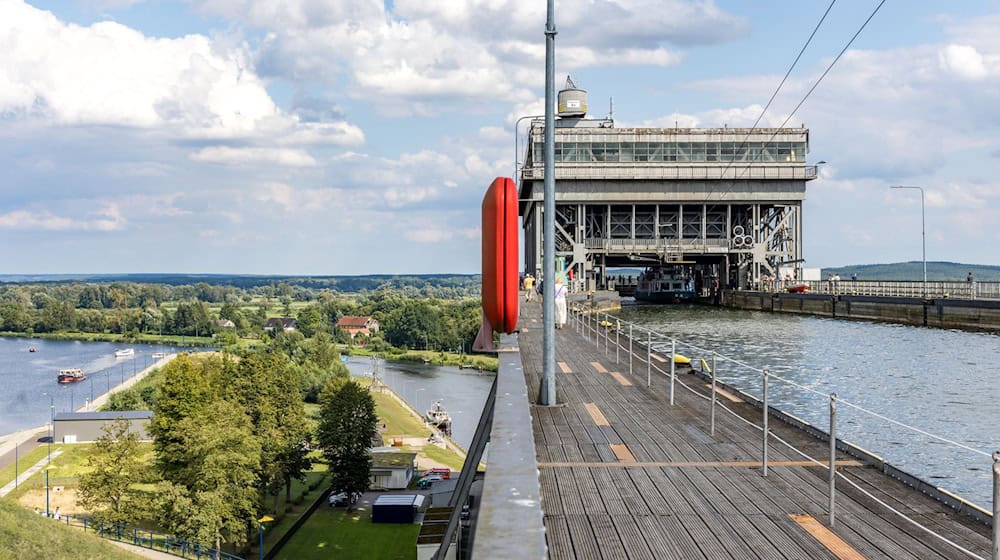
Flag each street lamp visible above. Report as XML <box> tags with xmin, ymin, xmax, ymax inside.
<box><xmin>42</xmin><ymin>392</ymin><xmax>54</xmax><ymax>464</ymax></box>
<box><xmin>258</xmin><ymin>515</ymin><xmax>273</xmax><ymax>560</ymax></box>
<box><xmin>890</xmin><ymin>185</ymin><xmax>927</xmax><ymax>297</ymax></box>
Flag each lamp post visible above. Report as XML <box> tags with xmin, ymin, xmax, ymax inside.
<box><xmin>42</xmin><ymin>392</ymin><xmax>54</xmax><ymax>464</ymax></box>
<box><xmin>258</xmin><ymin>515</ymin><xmax>273</xmax><ymax>560</ymax></box>
<box><xmin>890</xmin><ymin>185</ymin><xmax>926</xmax><ymax>297</ymax></box>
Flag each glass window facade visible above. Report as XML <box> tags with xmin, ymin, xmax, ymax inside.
<box><xmin>536</xmin><ymin>141</ymin><xmax>806</xmax><ymax>163</ymax></box>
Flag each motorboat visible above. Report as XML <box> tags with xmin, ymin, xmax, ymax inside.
<box><xmin>151</xmin><ymin>352</ymin><xmax>166</xmax><ymax>359</ymax></box>
<box><xmin>58</xmin><ymin>368</ymin><xmax>86</xmax><ymax>384</ymax></box>
<box><xmin>28</xmin><ymin>346</ymin><xmax>36</xmax><ymax>353</ymax></box>
<box><xmin>114</xmin><ymin>348</ymin><xmax>135</xmax><ymax>358</ymax></box>
<box><xmin>786</xmin><ymin>283</ymin><xmax>809</xmax><ymax>293</ymax></box>
<box><xmin>634</xmin><ymin>266</ymin><xmax>697</xmax><ymax>303</ymax></box>
<box><xmin>426</xmin><ymin>400</ymin><xmax>452</xmax><ymax>435</ymax></box>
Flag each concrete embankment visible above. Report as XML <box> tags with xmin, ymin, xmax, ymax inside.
<box><xmin>723</xmin><ymin>290</ymin><xmax>1000</xmax><ymax>332</ymax></box>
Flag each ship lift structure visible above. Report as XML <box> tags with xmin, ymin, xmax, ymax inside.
<box><xmin>518</xmin><ymin>79</ymin><xmax>820</xmax><ymax>293</ymax></box>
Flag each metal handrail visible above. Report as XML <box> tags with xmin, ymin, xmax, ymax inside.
<box><xmin>52</xmin><ymin>515</ymin><xmax>244</xmax><ymax>560</ymax></box>
<box><xmin>754</xmin><ymin>280</ymin><xmax>1000</xmax><ymax>300</ymax></box>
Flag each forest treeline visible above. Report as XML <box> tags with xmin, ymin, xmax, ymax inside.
<box><xmin>0</xmin><ymin>279</ymin><xmax>483</xmax><ymax>353</ymax></box>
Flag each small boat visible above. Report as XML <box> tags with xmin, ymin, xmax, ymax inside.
<box><xmin>426</xmin><ymin>400</ymin><xmax>452</xmax><ymax>435</ymax></box>
<box><xmin>58</xmin><ymin>368</ymin><xmax>86</xmax><ymax>384</ymax></box>
<box><xmin>151</xmin><ymin>352</ymin><xmax>166</xmax><ymax>359</ymax></box>
<box><xmin>673</xmin><ymin>353</ymin><xmax>692</xmax><ymax>366</ymax></box>
<box><xmin>786</xmin><ymin>283</ymin><xmax>809</xmax><ymax>293</ymax></box>
<box><xmin>114</xmin><ymin>348</ymin><xmax>135</xmax><ymax>358</ymax></box>
<box><xmin>28</xmin><ymin>347</ymin><xmax>36</xmax><ymax>353</ymax></box>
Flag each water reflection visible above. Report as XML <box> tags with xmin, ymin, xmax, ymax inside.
<box><xmin>620</xmin><ymin>305</ymin><xmax>1000</xmax><ymax>508</ymax></box>
<box><xmin>0</xmin><ymin>337</ymin><xmax>181</xmax><ymax>435</ymax></box>
<box><xmin>344</xmin><ymin>357</ymin><xmax>494</xmax><ymax>451</ymax></box>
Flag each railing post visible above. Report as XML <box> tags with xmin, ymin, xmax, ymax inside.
<box><xmin>829</xmin><ymin>393</ymin><xmax>837</xmax><ymax>527</ymax></box>
<box><xmin>762</xmin><ymin>368</ymin><xmax>769</xmax><ymax>477</ymax></box>
<box><xmin>710</xmin><ymin>352</ymin><xmax>717</xmax><ymax>437</ymax></box>
<box><xmin>604</xmin><ymin>313</ymin><xmax>609</xmax><ymax>356</ymax></box>
<box><xmin>669</xmin><ymin>338</ymin><xmax>676</xmax><ymax>406</ymax></box>
<box><xmin>628</xmin><ymin>325</ymin><xmax>633</xmax><ymax>376</ymax></box>
<box><xmin>992</xmin><ymin>451</ymin><xmax>999</xmax><ymax>560</ymax></box>
<box><xmin>646</xmin><ymin>331</ymin><xmax>651</xmax><ymax>387</ymax></box>
<box><xmin>616</xmin><ymin>322</ymin><xmax>620</xmax><ymax>364</ymax></box>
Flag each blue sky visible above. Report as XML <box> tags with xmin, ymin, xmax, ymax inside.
<box><xmin>2</xmin><ymin>0</ymin><xmax>999</xmax><ymax>274</ymax></box>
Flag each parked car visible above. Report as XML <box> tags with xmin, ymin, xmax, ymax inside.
<box><xmin>417</xmin><ymin>475</ymin><xmax>444</xmax><ymax>489</ymax></box>
<box><xmin>328</xmin><ymin>491</ymin><xmax>360</xmax><ymax>507</ymax></box>
<box><xmin>421</xmin><ymin>468</ymin><xmax>451</xmax><ymax>480</ymax></box>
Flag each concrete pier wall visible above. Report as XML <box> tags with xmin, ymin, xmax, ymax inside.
<box><xmin>723</xmin><ymin>291</ymin><xmax>1000</xmax><ymax>332</ymax></box>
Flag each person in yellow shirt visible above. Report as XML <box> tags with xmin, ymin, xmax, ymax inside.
<box><xmin>523</xmin><ymin>274</ymin><xmax>535</xmax><ymax>301</ymax></box>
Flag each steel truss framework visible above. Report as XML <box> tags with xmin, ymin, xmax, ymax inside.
<box><xmin>524</xmin><ymin>201</ymin><xmax>802</xmax><ymax>290</ymax></box>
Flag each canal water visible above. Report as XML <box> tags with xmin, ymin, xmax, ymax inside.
<box><xmin>344</xmin><ymin>357</ymin><xmax>495</xmax><ymax>452</ymax></box>
<box><xmin>0</xmin><ymin>337</ymin><xmax>180</xmax><ymax>436</ymax></box>
<box><xmin>619</xmin><ymin>304</ymin><xmax>1000</xmax><ymax>508</ymax></box>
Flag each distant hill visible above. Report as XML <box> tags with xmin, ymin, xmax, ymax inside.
<box><xmin>0</xmin><ymin>500</ymin><xmax>142</xmax><ymax>559</ymax></box>
<box><xmin>0</xmin><ymin>273</ymin><xmax>481</xmax><ymax>292</ymax></box>
<box><xmin>822</xmin><ymin>262</ymin><xmax>1000</xmax><ymax>281</ymax></box>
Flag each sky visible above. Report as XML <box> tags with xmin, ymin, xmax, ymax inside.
<box><xmin>2</xmin><ymin>0</ymin><xmax>999</xmax><ymax>274</ymax></box>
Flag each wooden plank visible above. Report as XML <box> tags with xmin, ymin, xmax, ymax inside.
<box><xmin>610</xmin><ymin>443</ymin><xmax>637</xmax><ymax>464</ymax></box>
<box><xmin>789</xmin><ymin>514</ymin><xmax>866</xmax><ymax>560</ymax></box>
<box><xmin>565</xmin><ymin>514</ymin><xmax>602</xmax><ymax>560</ymax></box>
<box><xmin>609</xmin><ymin>515</ymin><xmax>656</xmax><ymax>560</ymax></box>
<box><xmin>590</xmin><ymin>361</ymin><xmax>608</xmax><ymax>373</ymax></box>
<box><xmin>583</xmin><ymin>402</ymin><xmax>610</xmax><ymax>426</ymax></box>
<box><xmin>609</xmin><ymin>371</ymin><xmax>633</xmax><ymax>386</ymax></box>
<box><xmin>591</xmin><ymin>514</ymin><xmax>630</xmax><ymax>560</ymax></box>
<box><xmin>558</xmin><ymin>361</ymin><xmax>572</xmax><ymax>373</ymax></box>
<box><xmin>543</xmin><ymin>515</ymin><xmax>575</xmax><ymax>560</ymax></box>
<box><xmin>705</xmin><ymin>383</ymin><xmax>743</xmax><ymax>403</ymax></box>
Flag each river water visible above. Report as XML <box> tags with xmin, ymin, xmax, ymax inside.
<box><xmin>343</xmin><ymin>357</ymin><xmax>495</xmax><ymax>452</ymax></box>
<box><xmin>617</xmin><ymin>304</ymin><xmax>1000</xmax><ymax>508</ymax></box>
<box><xmin>0</xmin><ymin>337</ymin><xmax>180</xmax><ymax>436</ymax></box>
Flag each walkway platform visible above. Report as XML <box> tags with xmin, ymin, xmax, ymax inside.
<box><xmin>516</xmin><ymin>300</ymin><xmax>991</xmax><ymax>559</ymax></box>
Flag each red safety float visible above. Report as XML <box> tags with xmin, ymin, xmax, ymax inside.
<box><xmin>480</xmin><ymin>176</ymin><xmax>519</xmax><ymax>335</ymax></box>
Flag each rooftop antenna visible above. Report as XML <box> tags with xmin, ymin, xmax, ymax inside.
<box><xmin>609</xmin><ymin>97</ymin><xmax>614</xmax><ymax>121</ymax></box>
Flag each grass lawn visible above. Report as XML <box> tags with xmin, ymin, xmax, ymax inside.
<box><xmin>274</xmin><ymin>505</ymin><xmax>418</xmax><ymax>560</ymax></box>
<box><xmin>0</xmin><ymin>499</ymin><xmax>145</xmax><ymax>560</ymax></box>
<box><xmin>370</xmin><ymin>391</ymin><xmax>431</xmax><ymax>441</ymax></box>
<box><xmin>0</xmin><ymin>445</ymin><xmax>53</xmax><ymax>488</ymax></box>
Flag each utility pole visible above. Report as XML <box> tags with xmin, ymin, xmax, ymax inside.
<box><xmin>539</xmin><ymin>0</ymin><xmax>557</xmax><ymax>406</ymax></box>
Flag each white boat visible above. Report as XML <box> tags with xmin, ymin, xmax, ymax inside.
<box><xmin>151</xmin><ymin>352</ymin><xmax>166</xmax><ymax>359</ymax></box>
<box><xmin>426</xmin><ymin>400</ymin><xmax>452</xmax><ymax>435</ymax></box>
<box><xmin>114</xmin><ymin>348</ymin><xmax>135</xmax><ymax>358</ymax></box>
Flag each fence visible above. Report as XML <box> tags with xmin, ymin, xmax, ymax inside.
<box><xmin>798</xmin><ymin>280</ymin><xmax>1000</xmax><ymax>300</ymax></box>
<box><xmin>45</xmin><ymin>515</ymin><xmax>244</xmax><ymax>560</ymax></box>
<box><xmin>570</xmin><ymin>306</ymin><xmax>999</xmax><ymax>560</ymax></box>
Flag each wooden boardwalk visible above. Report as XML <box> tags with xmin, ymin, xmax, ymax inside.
<box><xmin>517</xmin><ymin>300</ymin><xmax>991</xmax><ymax>560</ymax></box>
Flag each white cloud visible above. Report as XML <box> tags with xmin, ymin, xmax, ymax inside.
<box><xmin>0</xmin><ymin>204</ymin><xmax>125</xmax><ymax>231</ymax></box>
<box><xmin>0</xmin><ymin>0</ymin><xmax>365</xmax><ymax>158</ymax></box>
<box><xmin>190</xmin><ymin>146</ymin><xmax>318</xmax><ymax>167</ymax></box>
<box><xmin>938</xmin><ymin>44</ymin><xmax>989</xmax><ymax>80</ymax></box>
<box><xmin>202</xmin><ymin>0</ymin><xmax>744</xmax><ymax>114</ymax></box>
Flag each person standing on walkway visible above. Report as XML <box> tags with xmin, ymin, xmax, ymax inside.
<box><xmin>523</xmin><ymin>274</ymin><xmax>535</xmax><ymax>301</ymax></box>
<box><xmin>554</xmin><ymin>277</ymin><xmax>568</xmax><ymax>329</ymax></box>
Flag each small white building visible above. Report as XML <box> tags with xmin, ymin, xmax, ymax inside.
<box><xmin>370</xmin><ymin>451</ymin><xmax>416</xmax><ymax>490</ymax></box>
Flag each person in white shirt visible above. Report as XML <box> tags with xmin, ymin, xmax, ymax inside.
<box><xmin>554</xmin><ymin>277</ymin><xmax>568</xmax><ymax>329</ymax></box>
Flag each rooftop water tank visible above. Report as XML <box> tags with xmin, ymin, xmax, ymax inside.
<box><xmin>558</xmin><ymin>75</ymin><xmax>587</xmax><ymax>118</ymax></box>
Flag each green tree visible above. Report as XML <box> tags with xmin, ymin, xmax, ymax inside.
<box><xmin>150</xmin><ymin>355</ymin><xmax>219</xmax><ymax>481</ymax></box>
<box><xmin>155</xmin><ymin>400</ymin><xmax>261</xmax><ymax>558</ymax></box>
<box><xmin>295</xmin><ymin>305</ymin><xmax>325</xmax><ymax>338</ymax></box>
<box><xmin>76</xmin><ymin>417</ymin><xmax>144</xmax><ymax>525</ymax></box>
<box><xmin>316</xmin><ymin>380</ymin><xmax>377</xmax><ymax>504</ymax></box>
